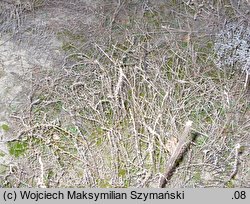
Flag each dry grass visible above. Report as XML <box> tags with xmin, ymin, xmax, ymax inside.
<box><xmin>0</xmin><ymin>0</ymin><xmax>249</xmax><ymax>187</ymax></box>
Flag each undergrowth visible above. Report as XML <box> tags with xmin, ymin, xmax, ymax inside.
<box><xmin>0</xmin><ymin>0</ymin><xmax>249</xmax><ymax>187</ymax></box>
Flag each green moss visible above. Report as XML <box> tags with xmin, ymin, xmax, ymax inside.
<box><xmin>189</xmin><ymin>105</ymin><xmax>215</xmax><ymax>124</ymax></box>
<box><xmin>0</xmin><ymin>151</ymin><xmax>5</xmax><ymax>157</ymax></box>
<box><xmin>32</xmin><ymin>0</ymin><xmax>46</xmax><ymax>8</ymax></box>
<box><xmin>238</xmin><ymin>146</ymin><xmax>245</xmax><ymax>154</ymax></box>
<box><xmin>118</xmin><ymin>169</ymin><xmax>127</xmax><ymax>178</ymax></box>
<box><xmin>195</xmin><ymin>136</ymin><xmax>207</xmax><ymax>147</ymax></box>
<box><xmin>116</xmin><ymin>42</ymin><xmax>129</xmax><ymax>51</ymax></box>
<box><xmin>97</xmin><ymin>179</ymin><xmax>112</xmax><ymax>188</ymax></box>
<box><xmin>203</xmin><ymin>69</ymin><xmax>221</xmax><ymax>81</ymax></box>
<box><xmin>8</xmin><ymin>141</ymin><xmax>28</xmax><ymax>158</ymax></box>
<box><xmin>180</xmin><ymin>41</ymin><xmax>188</xmax><ymax>48</ymax></box>
<box><xmin>1</xmin><ymin>124</ymin><xmax>10</xmax><ymax>131</ymax></box>
<box><xmin>122</xmin><ymin>180</ymin><xmax>130</xmax><ymax>188</ymax></box>
<box><xmin>77</xmin><ymin>170</ymin><xmax>84</xmax><ymax>178</ymax></box>
<box><xmin>88</xmin><ymin>127</ymin><xmax>105</xmax><ymax>146</ymax></box>
<box><xmin>143</xmin><ymin>11</ymin><xmax>161</xmax><ymax>28</ymax></box>
<box><xmin>67</xmin><ymin>126</ymin><xmax>78</xmax><ymax>134</ymax></box>
<box><xmin>34</xmin><ymin>100</ymin><xmax>63</xmax><ymax>121</ymax></box>
<box><xmin>225</xmin><ymin>180</ymin><xmax>234</xmax><ymax>188</ymax></box>
<box><xmin>62</xmin><ymin>42</ymin><xmax>76</xmax><ymax>52</ymax></box>
<box><xmin>47</xmin><ymin>169</ymin><xmax>55</xmax><ymax>179</ymax></box>
<box><xmin>0</xmin><ymin>164</ymin><xmax>8</xmax><ymax>174</ymax></box>
<box><xmin>57</xmin><ymin>29</ymin><xmax>85</xmax><ymax>55</ymax></box>
<box><xmin>162</xmin><ymin>57</ymin><xmax>174</xmax><ymax>80</ymax></box>
<box><xmin>95</xmin><ymin>137</ymin><xmax>103</xmax><ymax>146</ymax></box>
<box><xmin>224</xmin><ymin>6</ymin><xmax>237</xmax><ymax>18</ymax></box>
<box><xmin>193</xmin><ymin>171</ymin><xmax>201</xmax><ymax>182</ymax></box>
<box><xmin>57</xmin><ymin>29</ymin><xmax>85</xmax><ymax>42</ymax></box>
<box><xmin>55</xmin><ymin>101</ymin><xmax>63</xmax><ymax>112</ymax></box>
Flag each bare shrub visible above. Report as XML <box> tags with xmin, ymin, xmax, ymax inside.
<box><xmin>1</xmin><ymin>0</ymin><xmax>249</xmax><ymax>188</ymax></box>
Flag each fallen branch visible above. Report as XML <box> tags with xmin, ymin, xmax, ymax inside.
<box><xmin>224</xmin><ymin>143</ymin><xmax>241</xmax><ymax>187</ymax></box>
<box><xmin>159</xmin><ymin>120</ymin><xmax>195</xmax><ymax>188</ymax></box>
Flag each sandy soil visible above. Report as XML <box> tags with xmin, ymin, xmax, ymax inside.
<box><xmin>0</xmin><ymin>2</ymin><xmax>63</xmax><ymax>172</ymax></box>
<box><xmin>0</xmin><ymin>0</ymin><xmax>96</xmax><ymax>182</ymax></box>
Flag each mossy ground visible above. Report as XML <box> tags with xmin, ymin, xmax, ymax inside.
<box><xmin>0</xmin><ymin>0</ymin><xmax>249</xmax><ymax>187</ymax></box>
